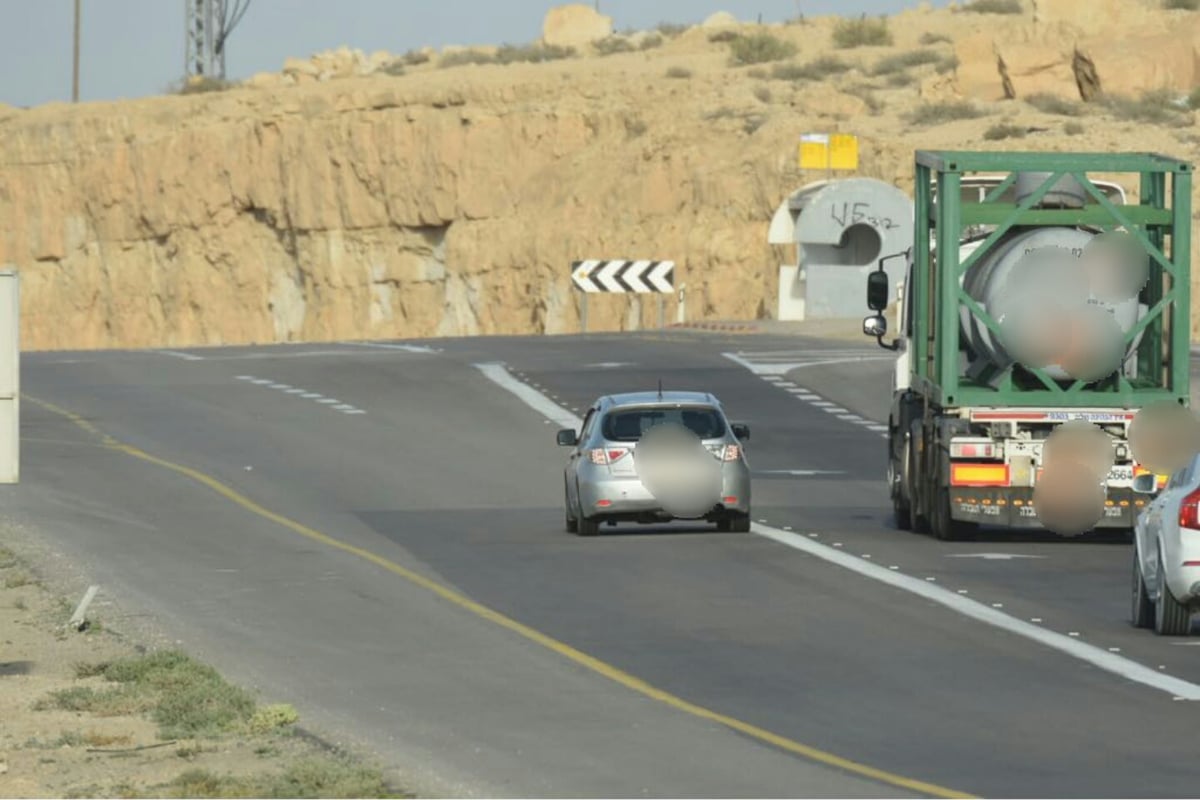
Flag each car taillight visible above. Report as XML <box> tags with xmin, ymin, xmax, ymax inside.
<box><xmin>723</xmin><ymin>445</ymin><xmax>741</xmax><ymax>462</ymax></box>
<box><xmin>589</xmin><ymin>448</ymin><xmax>628</xmax><ymax>465</ymax></box>
<box><xmin>1180</xmin><ymin>488</ymin><xmax>1200</xmax><ymax>529</ymax></box>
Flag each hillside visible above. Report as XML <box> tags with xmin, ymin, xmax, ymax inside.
<box><xmin>2</xmin><ymin>0</ymin><xmax>1200</xmax><ymax>350</ymax></box>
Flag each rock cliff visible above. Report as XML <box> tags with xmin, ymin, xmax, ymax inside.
<box><xmin>2</xmin><ymin>0</ymin><xmax>1200</xmax><ymax>350</ymax></box>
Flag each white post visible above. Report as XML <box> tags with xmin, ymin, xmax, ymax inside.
<box><xmin>0</xmin><ymin>269</ymin><xmax>18</xmax><ymax>483</ymax></box>
<box><xmin>676</xmin><ymin>283</ymin><xmax>687</xmax><ymax>324</ymax></box>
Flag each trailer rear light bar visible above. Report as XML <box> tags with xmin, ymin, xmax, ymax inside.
<box><xmin>950</xmin><ymin>463</ymin><xmax>1010</xmax><ymax>487</ymax></box>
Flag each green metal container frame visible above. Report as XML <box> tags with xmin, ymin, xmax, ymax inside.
<box><xmin>910</xmin><ymin>150</ymin><xmax>1192</xmax><ymax>409</ymax></box>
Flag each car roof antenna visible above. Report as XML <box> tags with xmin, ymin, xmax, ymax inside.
<box><xmin>657</xmin><ymin>378</ymin><xmax>663</xmax><ymax>400</ymax></box>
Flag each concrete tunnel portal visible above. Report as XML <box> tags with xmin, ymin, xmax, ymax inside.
<box><xmin>769</xmin><ymin>178</ymin><xmax>914</xmax><ymax>320</ymax></box>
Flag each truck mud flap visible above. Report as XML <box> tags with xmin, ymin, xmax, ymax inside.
<box><xmin>949</xmin><ymin>487</ymin><xmax>1143</xmax><ymax>529</ymax></box>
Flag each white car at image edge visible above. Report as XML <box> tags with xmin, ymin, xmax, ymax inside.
<box><xmin>1131</xmin><ymin>456</ymin><xmax>1200</xmax><ymax>635</ymax></box>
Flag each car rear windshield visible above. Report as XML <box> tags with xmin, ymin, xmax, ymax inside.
<box><xmin>601</xmin><ymin>406</ymin><xmax>726</xmax><ymax>442</ymax></box>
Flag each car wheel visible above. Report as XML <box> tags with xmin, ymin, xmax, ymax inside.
<box><xmin>577</xmin><ymin>515</ymin><xmax>601</xmax><ymax>537</ymax></box>
<box><xmin>564</xmin><ymin>480</ymin><xmax>578</xmax><ymax>533</ymax></box>
<box><xmin>1154</xmin><ymin>554</ymin><xmax>1193</xmax><ymax>636</ymax></box>
<box><xmin>1131</xmin><ymin>547</ymin><xmax>1154</xmax><ymax>629</ymax></box>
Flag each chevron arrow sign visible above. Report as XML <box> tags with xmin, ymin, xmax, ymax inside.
<box><xmin>571</xmin><ymin>260</ymin><xmax>675</xmax><ymax>293</ymax></box>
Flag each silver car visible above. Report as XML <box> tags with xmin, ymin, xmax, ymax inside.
<box><xmin>1131</xmin><ymin>458</ymin><xmax>1200</xmax><ymax>635</ymax></box>
<box><xmin>556</xmin><ymin>391</ymin><xmax>752</xmax><ymax>535</ymax></box>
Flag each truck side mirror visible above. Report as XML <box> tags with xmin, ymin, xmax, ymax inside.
<box><xmin>863</xmin><ymin>315</ymin><xmax>888</xmax><ymax>338</ymax></box>
<box><xmin>1131</xmin><ymin>473</ymin><xmax>1158</xmax><ymax>494</ymax></box>
<box><xmin>867</xmin><ymin>269</ymin><xmax>889</xmax><ymax>312</ymax></box>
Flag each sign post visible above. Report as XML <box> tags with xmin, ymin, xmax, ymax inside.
<box><xmin>0</xmin><ymin>269</ymin><xmax>19</xmax><ymax>483</ymax></box>
<box><xmin>571</xmin><ymin>260</ymin><xmax>675</xmax><ymax>334</ymax></box>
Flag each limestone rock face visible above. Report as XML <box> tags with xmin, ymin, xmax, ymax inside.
<box><xmin>5</xmin><ymin>0</ymin><xmax>1200</xmax><ymax>350</ymax></box>
<box><xmin>541</xmin><ymin>4</ymin><xmax>614</xmax><ymax>48</ymax></box>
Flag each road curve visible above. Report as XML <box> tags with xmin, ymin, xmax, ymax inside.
<box><xmin>5</xmin><ymin>330</ymin><xmax>1199</xmax><ymax>798</ymax></box>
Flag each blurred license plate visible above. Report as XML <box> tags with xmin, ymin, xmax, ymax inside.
<box><xmin>1107</xmin><ymin>465</ymin><xmax>1133</xmax><ymax>483</ymax></box>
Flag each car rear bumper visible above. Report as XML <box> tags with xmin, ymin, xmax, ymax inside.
<box><xmin>578</xmin><ymin>469</ymin><xmax>751</xmax><ymax>519</ymax></box>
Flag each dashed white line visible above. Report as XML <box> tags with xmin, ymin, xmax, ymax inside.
<box><xmin>155</xmin><ymin>350</ymin><xmax>205</xmax><ymax>361</ymax></box>
<box><xmin>236</xmin><ymin>375</ymin><xmax>366</xmax><ymax>415</ymax></box>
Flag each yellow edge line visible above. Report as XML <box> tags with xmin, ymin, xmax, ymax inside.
<box><xmin>24</xmin><ymin>392</ymin><xmax>974</xmax><ymax>800</ymax></box>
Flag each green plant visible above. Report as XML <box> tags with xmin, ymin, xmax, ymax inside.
<box><xmin>961</xmin><ymin>0</ymin><xmax>1024</xmax><ymax>13</ymax></box>
<box><xmin>1024</xmin><ymin>92</ymin><xmax>1084</xmax><ymax>116</ymax></box>
<box><xmin>770</xmin><ymin>55</ymin><xmax>851</xmax><ymax>81</ymax></box>
<box><xmin>380</xmin><ymin>61</ymin><xmax>406</xmax><ymax>76</ymax></box>
<box><xmin>905</xmin><ymin>100</ymin><xmax>987</xmax><ymax>125</ymax></box>
<box><xmin>665</xmin><ymin>66</ymin><xmax>692</xmax><ymax>79</ymax></box>
<box><xmin>984</xmin><ymin>122</ymin><xmax>1027</xmax><ymax>140</ymax></box>
<box><xmin>438</xmin><ymin>49</ymin><xmax>495</xmax><ymax>67</ymax></box>
<box><xmin>707</xmin><ymin>29</ymin><xmax>739</xmax><ymax>43</ymax></box>
<box><xmin>640</xmin><ymin>34</ymin><xmax>664</xmax><ymax>50</ymax></box>
<box><xmin>1187</xmin><ymin>86</ymin><xmax>1200</xmax><ymax>109</ymax></box>
<box><xmin>887</xmin><ymin>71</ymin><xmax>916</xmax><ymax>87</ymax></box>
<box><xmin>727</xmin><ymin>32</ymin><xmax>798</xmax><ymax>65</ymax></box>
<box><xmin>176</xmin><ymin>76</ymin><xmax>233</xmax><ymax>94</ymax></box>
<box><xmin>1164</xmin><ymin>0</ymin><xmax>1199</xmax><ymax>9</ymax></box>
<box><xmin>919</xmin><ymin>32</ymin><xmax>953</xmax><ymax>45</ymax></box>
<box><xmin>594</xmin><ymin>36</ymin><xmax>633</xmax><ymax>56</ymax></box>
<box><xmin>846</xmin><ymin>85</ymin><xmax>885</xmax><ymax>114</ymax></box>
<box><xmin>870</xmin><ymin>49</ymin><xmax>941</xmax><ymax>75</ymax></box>
<box><xmin>1064</xmin><ymin>120</ymin><xmax>1086</xmax><ymax>135</ymax></box>
<box><xmin>657</xmin><ymin>22</ymin><xmax>688</xmax><ymax>37</ymax></box>
<box><xmin>1101</xmin><ymin>89</ymin><xmax>1193</xmax><ymax>126</ymax></box>
<box><xmin>402</xmin><ymin>49</ymin><xmax>430</xmax><ymax>65</ymax></box>
<box><xmin>494</xmin><ymin>43</ymin><xmax>575</xmax><ymax>64</ymax></box>
<box><xmin>832</xmin><ymin>15</ymin><xmax>893</xmax><ymax>48</ymax></box>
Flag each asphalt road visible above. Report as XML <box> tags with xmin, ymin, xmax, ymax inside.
<box><xmin>6</xmin><ymin>331</ymin><xmax>1200</xmax><ymax>798</ymax></box>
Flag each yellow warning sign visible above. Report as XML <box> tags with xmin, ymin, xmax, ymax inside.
<box><xmin>798</xmin><ymin>132</ymin><xmax>859</xmax><ymax>171</ymax></box>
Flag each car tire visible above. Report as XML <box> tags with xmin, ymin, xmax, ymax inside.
<box><xmin>577</xmin><ymin>515</ymin><xmax>601</xmax><ymax>537</ymax></box>
<box><xmin>1154</xmin><ymin>554</ymin><xmax>1193</xmax><ymax>636</ymax></box>
<box><xmin>564</xmin><ymin>481</ymin><xmax>578</xmax><ymax>533</ymax></box>
<box><xmin>1131</xmin><ymin>547</ymin><xmax>1154</xmax><ymax>629</ymax></box>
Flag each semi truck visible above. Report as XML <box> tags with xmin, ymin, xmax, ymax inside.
<box><xmin>862</xmin><ymin>151</ymin><xmax>1192</xmax><ymax>540</ymax></box>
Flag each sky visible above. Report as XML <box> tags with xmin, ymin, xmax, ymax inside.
<box><xmin>1</xmin><ymin>0</ymin><xmax>952</xmax><ymax>108</ymax></box>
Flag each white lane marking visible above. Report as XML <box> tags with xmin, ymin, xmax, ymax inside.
<box><xmin>947</xmin><ymin>553</ymin><xmax>1048</xmax><ymax>561</ymax></box>
<box><xmin>474</xmin><ymin>361</ymin><xmax>1200</xmax><ymax>702</ymax></box>
<box><xmin>237</xmin><ymin>376</ymin><xmax>364</xmax><ymax>415</ymax></box>
<box><xmin>723</xmin><ymin>352</ymin><xmax>895</xmax><ymax>375</ymax></box>
<box><xmin>810</xmin><ymin>401</ymin><xmax>836</xmax><ymax>408</ymax></box>
<box><xmin>203</xmin><ymin>350</ymin><xmax>412</xmax><ymax>361</ymax></box>
<box><xmin>836</xmin><ymin>414</ymin><xmax>861</xmax><ymax>421</ymax></box>
<box><xmin>474</xmin><ymin>362</ymin><xmax>582</xmax><ymax>430</ymax></box>
<box><xmin>867</xmin><ymin>425</ymin><xmax>888</xmax><ymax>432</ymax></box>
<box><xmin>853</xmin><ymin>419</ymin><xmax>877</xmax><ymax>426</ymax></box>
<box><xmin>343</xmin><ymin>341</ymin><xmax>441</xmax><ymax>354</ymax></box>
<box><xmin>155</xmin><ymin>350</ymin><xmax>205</xmax><ymax>361</ymax></box>
<box><xmin>584</xmin><ymin>362</ymin><xmax>636</xmax><ymax>369</ymax></box>
<box><xmin>757</xmin><ymin>470</ymin><xmax>846</xmax><ymax>476</ymax></box>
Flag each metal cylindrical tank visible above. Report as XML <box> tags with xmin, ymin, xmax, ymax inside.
<box><xmin>957</xmin><ymin>226</ymin><xmax>1144</xmax><ymax>381</ymax></box>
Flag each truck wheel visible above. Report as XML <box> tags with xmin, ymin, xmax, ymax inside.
<box><xmin>888</xmin><ymin>454</ymin><xmax>912</xmax><ymax>530</ymax></box>
<box><xmin>1154</xmin><ymin>555</ymin><xmax>1193</xmax><ymax>636</ymax></box>
<box><xmin>905</xmin><ymin>439</ymin><xmax>930</xmax><ymax>534</ymax></box>
<box><xmin>1131</xmin><ymin>548</ymin><xmax>1154</xmax><ymax>629</ymax></box>
<box><xmin>933</xmin><ymin>486</ymin><xmax>976</xmax><ymax>542</ymax></box>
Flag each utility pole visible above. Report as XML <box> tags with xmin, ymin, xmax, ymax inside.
<box><xmin>72</xmin><ymin>0</ymin><xmax>80</xmax><ymax>102</ymax></box>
